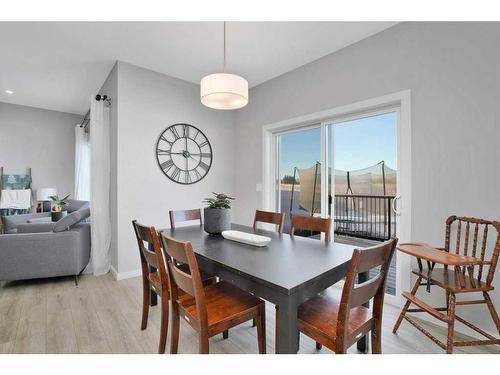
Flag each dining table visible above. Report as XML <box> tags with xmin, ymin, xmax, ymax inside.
<box><xmin>150</xmin><ymin>223</ymin><xmax>367</xmax><ymax>354</ymax></box>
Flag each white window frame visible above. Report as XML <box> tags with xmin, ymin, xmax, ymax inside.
<box><xmin>262</xmin><ymin>90</ymin><xmax>412</xmax><ymax>306</ymax></box>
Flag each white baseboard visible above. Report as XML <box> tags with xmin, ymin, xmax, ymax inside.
<box><xmin>109</xmin><ymin>265</ymin><xmax>141</xmax><ymax>281</ymax></box>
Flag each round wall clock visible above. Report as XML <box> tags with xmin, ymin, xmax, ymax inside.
<box><xmin>155</xmin><ymin>124</ymin><xmax>213</xmax><ymax>184</ymax></box>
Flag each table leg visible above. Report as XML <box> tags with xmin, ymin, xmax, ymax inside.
<box><xmin>276</xmin><ymin>298</ymin><xmax>299</xmax><ymax>354</ymax></box>
<box><xmin>149</xmin><ymin>265</ymin><xmax>158</xmax><ymax>306</ymax></box>
<box><xmin>357</xmin><ymin>271</ymin><xmax>369</xmax><ymax>353</ymax></box>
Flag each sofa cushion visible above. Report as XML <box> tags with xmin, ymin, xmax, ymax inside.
<box><xmin>53</xmin><ymin>211</ymin><xmax>83</xmax><ymax>232</ymax></box>
<box><xmin>27</xmin><ymin>217</ymin><xmax>52</xmax><ymax>224</ymax></box>
<box><xmin>2</xmin><ymin>212</ymin><xmax>51</xmax><ymax>232</ymax></box>
<box><xmin>17</xmin><ymin>222</ymin><xmax>56</xmax><ymax>233</ymax></box>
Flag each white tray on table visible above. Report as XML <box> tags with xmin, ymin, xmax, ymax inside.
<box><xmin>221</xmin><ymin>230</ymin><xmax>271</xmax><ymax>247</ymax></box>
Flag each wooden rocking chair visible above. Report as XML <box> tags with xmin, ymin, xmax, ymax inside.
<box><xmin>393</xmin><ymin>216</ymin><xmax>500</xmax><ymax>353</ymax></box>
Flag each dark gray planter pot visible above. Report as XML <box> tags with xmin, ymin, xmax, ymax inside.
<box><xmin>51</xmin><ymin>210</ymin><xmax>68</xmax><ymax>222</ymax></box>
<box><xmin>204</xmin><ymin>207</ymin><xmax>231</xmax><ymax>235</ymax></box>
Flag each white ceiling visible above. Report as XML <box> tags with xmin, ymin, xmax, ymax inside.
<box><xmin>0</xmin><ymin>22</ymin><xmax>397</xmax><ymax>115</ymax></box>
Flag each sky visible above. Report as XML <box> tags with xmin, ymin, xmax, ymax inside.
<box><xmin>279</xmin><ymin>112</ymin><xmax>397</xmax><ymax>177</ymax></box>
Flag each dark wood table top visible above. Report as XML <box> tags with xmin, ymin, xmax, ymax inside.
<box><xmin>397</xmin><ymin>243</ymin><xmax>483</xmax><ymax>266</ymax></box>
<box><xmin>161</xmin><ymin>223</ymin><xmax>356</xmax><ymax>295</ymax></box>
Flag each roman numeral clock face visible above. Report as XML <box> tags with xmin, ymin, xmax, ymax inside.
<box><xmin>156</xmin><ymin>124</ymin><xmax>213</xmax><ymax>184</ymax></box>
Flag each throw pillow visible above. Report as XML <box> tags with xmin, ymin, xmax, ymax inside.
<box><xmin>53</xmin><ymin>211</ymin><xmax>83</xmax><ymax>232</ymax></box>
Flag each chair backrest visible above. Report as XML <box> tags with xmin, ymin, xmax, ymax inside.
<box><xmin>253</xmin><ymin>210</ymin><xmax>285</xmax><ymax>233</ymax></box>
<box><xmin>169</xmin><ymin>208</ymin><xmax>202</xmax><ymax>229</ymax></box>
<box><xmin>336</xmin><ymin>238</ymin><xmax>397</xmax><ymax>347</ymax></box>
<box><xmin>444</xmin><ymin>216</ymin><xmax>500</xmax><ymax>286</ymax></box>
<box><xmin>290</xmin><ymin>214</ymin><xmax>332</xmax><ymax>242</ymax></box>
<box><xmin>161</xmin><ymin>233</ymin><xmax>208</xmax><ymax>327</ymax></box>
<box><xmin>132</xmin><ymin>220</ymin><xmax>169</xmax><ymax>291</ymax></box>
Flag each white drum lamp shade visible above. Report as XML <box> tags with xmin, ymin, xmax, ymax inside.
<box><xmin>200</xmin><ymin>73</ymin><xmax>248</xmax><ymax>110</ymax></box>
<box><xmin>37</xmin><ymin>188</ymin><xmax>57</xmax><ymax>201</ymax></box>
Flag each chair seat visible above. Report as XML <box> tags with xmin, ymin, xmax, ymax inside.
<box><xmin>298</xmin><ymin>295</ymin><xmax>372</xmax><ymax>346</ymax></box>
<box><xmin>177</xmin><ymin>281</ymin><xmax>263</xmax><ymax>337</ymax></box>
<box><xmin>412</xmin><ymin>269</ymin><xmax>494</xmax><ymax>293</ymax></box>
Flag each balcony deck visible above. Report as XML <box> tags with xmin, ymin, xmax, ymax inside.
<box><xmin>334</xmin><ymin>234</ymin><xmax>397</xmax><ymax>295</ymax></box>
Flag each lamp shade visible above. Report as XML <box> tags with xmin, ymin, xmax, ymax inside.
<box><xmin>200</xmin><ymin>73</ymin><xmax>248</xmax><ymax>110</ymax></box>
<box><xmin>37</xmin><ymin>188</ymin><xmax>57</xmax><ymax>201</ymax></box>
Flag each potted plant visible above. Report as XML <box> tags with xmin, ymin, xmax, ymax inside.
<box><xmin>50</xmin><ymin>194</ymin><xmax>70</xmax><ymax>222</ymax></box>
<box><xmin>203</xmin><ymin>192</ymin><xmax>234</xmax><ymax>235</ymax></box>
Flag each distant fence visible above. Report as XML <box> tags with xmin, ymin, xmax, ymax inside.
<box><xmin>334</xmin><ymin>194</ymin><xmax>396</xmax><ymax>241</ymax></box>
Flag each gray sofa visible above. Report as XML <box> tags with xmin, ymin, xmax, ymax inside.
<box><xmin>0</xmin><ymin>199</ymin><xmax>91</xmax><ymax>283</ymax></box>
<box><xmin>2</xmin><ymin>199</ymin><xmax>89</xmax><ymax>233</ymax></box>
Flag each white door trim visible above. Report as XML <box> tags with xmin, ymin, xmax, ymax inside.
<box><xmin>262</xmin><ymin>90</ymin><xmax>412</xmax><ymax>306</ymax></box>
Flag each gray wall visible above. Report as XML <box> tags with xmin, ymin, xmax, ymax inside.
<box><xmin>0</xmin><ymin>102</ymin><xmax>82</xmax><ymax>201</ymax></box>
<box><xmin>233</xmin><ymin>22</ymin><xmax>500</xmax><ymax>334</ymax></box>
<box><xmin>113</xmin><ymin>62</ymin><xmax>235</xmax><ymax>276</ymax></box>
<box><xmin>98</xmin><ymin>63</ymin><xmax>119</xmax><ymax>271</ymax></box>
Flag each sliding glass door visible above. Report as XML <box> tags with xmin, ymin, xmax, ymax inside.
<box><xmin>276</xmin><ymin>126</ymin><xmax>322</xmax><ymax>237</ymax></box>
<box><xmin>327</xmin><ymin>110</ymin><xmax>398</xmax><ymax>295</ymax></box>
<box><xmin>273</xmin><ymin>109</ymin><xmax>399</xmax><ymax>296</ymax></box>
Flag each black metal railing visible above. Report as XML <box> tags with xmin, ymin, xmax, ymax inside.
<box><xmin>334</xmin><ymin>194</ymin><xmax>396</xmax><ymax>241</ymax></box>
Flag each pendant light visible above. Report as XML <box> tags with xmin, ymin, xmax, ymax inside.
<box><xmin>200</xmin><ymin>22</ymin><xmax>248</xmax><ymax>110</ymax></box>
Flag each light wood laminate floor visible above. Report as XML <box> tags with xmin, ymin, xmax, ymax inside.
<box><xmin>1</xmin><ymin>273</ymin><xmax>498</xmax><ymax>354</ymax></box>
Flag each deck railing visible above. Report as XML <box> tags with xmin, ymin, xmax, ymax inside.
<box><xmin>334</xmin><ymin>194</ymin><xmax>396</xmax><ymax>241</ymax></box>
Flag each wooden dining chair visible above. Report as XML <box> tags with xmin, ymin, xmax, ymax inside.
<box><xmin>169</xmin><ymin>208</ymin><xmax>202</xmax><ymax>229</ymax></box>
<box><xmin>250</xmin><ymin>210</ymin><xmax>286</xmax><ymax>329</ymax></box>
<box><xmin>253</xmin><ymin>210</ymin><xmax>286</xmax><ymax>233</ymax></box>
<box><xmin>162</xmin><ymin>233</ymin><xmax>267</xmax><ymax>354</ymax></box>
<box><xmin>393</xmin><ymin>216</ymin><xmax>500</xmax><ymax>353</ymax></box>
<box><xmin>297</xmin><ymin>238</ymin><xmax>397</xmax><ymax>353</ymax></box>
<box><xmin>132</xmin><ymin>220</ymin><xmax>170</xmax><ymax>354</ymax></box>
<box><xmin>169</xmin><ymin>207</ymin><xmax>235</xmax><ymax>338</ymax></box>
<box><xmin>273</xmin><ymin>215</ymin><xmax>333</xmax><ymax>352</ymax></box>
<box><xmin>290</xmin><ymin>214</ymin><xmax>332</xmax><ymax>242</ymax></box>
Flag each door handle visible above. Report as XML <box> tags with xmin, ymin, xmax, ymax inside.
<box><xmin>392</xmin><ymin>195</ymin><xmax>401</xmax><ymax>216</ymax></box>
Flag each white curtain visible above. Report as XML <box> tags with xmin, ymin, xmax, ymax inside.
<box><xmin>74</xmin><ymin>125</ymin><xmax>91</xmax><ymax>201</ymax></box>
<box><xmin>90</xmin><ymin>97</ymin><xmax>111</xmax><ymax>275</ymax></box>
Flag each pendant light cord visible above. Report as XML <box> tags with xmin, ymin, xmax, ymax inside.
<box><xmin>223</xmin><ymin>21</ymin><xmax>226</xmax><ymax>72</ymax></box>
